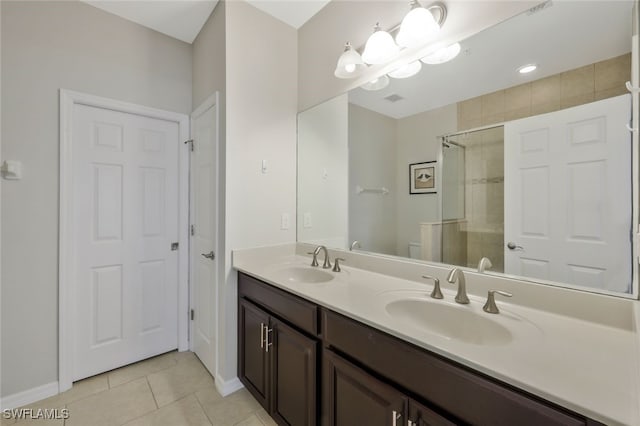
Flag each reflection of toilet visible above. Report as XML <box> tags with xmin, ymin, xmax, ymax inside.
<box><xmin>408</xmin><ymin>242</ymin><xmax>421</xmax><ymax>259</ymax></box>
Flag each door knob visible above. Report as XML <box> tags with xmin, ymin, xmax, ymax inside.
<box><xmin>506</xmin><ymin>242</ymin><xmax>524</xmax><ymax>251</ymax></box>
<box><xmin>201</xmin><ymin>251</ymin><xmax>215</xmax><ymax>260</ymax></box>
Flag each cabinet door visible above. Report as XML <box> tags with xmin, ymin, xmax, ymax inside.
<box><xmin>408</xmin><ymin>399</ymin><xmax>456</xmax><ymax>426</ymax></box>
<box><xmin>271</xmin><ymin>318</ymin><xmax>318</xmax><ymax>426</ymax></box>
<box><xmin>323</xmin><ymin>349</ymin><xmax>406</xmax><ymax>426</ymax></box>
<box><xmin>238</xmin><ymin>299</ymin><xmax>270</xmax><ymax>409</ymax></box>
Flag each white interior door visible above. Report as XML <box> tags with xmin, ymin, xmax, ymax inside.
<box><xmin>504</xmin><ymin>94</ymin><xmax>632</xmax><ymax>293</ymax></box>
<box><xmin>190</xmin><ymin>95</ymin><xmax>218</xmax><ymax>376</ymax></box>
<box><xmin>72</xmin><ymin>104</ymin><xmax>180</xmax><ymax>380</ymax></box>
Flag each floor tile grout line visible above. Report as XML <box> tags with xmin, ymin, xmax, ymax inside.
<box><xmin>144</xmin><ymin>376</ymin><xmax>159</xmax><ymax>410</ymax></box>
<box><xmin>193</xmin><ymin>389</ymin><xmax>216</xmax><ymax>426</ymax></box>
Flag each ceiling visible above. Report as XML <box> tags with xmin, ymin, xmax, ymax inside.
<box><xmin>349</xmin><ymin>0</ymin><xmax>634</xmax><ymax>119</ymax></box>
<box><xmin>82</xmin><ymin>0</ymin><xmax>330</xmax><ymax>44</ymax></box>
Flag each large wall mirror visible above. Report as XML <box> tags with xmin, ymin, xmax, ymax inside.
<box><xmin>297</xmin><ymin>0</ymin><xmax>638</xmax><ymax>297</ymax></box>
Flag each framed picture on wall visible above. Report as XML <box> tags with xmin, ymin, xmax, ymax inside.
<box><xmin>409</xmin><ymin>161</ymin><xmax>436</xmax><ymax>194</ymax></box>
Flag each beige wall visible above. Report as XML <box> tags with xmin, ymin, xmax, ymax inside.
<box><xmin>0</xmin><ymin>1</ymin><xmax>192</xmax><ymax>398</ymax></box>
<box><xmin>458</xmin><ymin>53</ymin><xmax>631</xmax><ymax>130</ymax></box>
<box><xmin>349</xmin><ymin>104</ymin><xmax>397</xmax><ymax>255</ymax></box>
<box><xmin>222</xmin><ymin>0</ymin><xmax>297</xmax><ymax>382</ymax></box>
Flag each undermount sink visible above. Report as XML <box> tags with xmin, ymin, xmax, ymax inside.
<box><xmin>271</xmin><ymin>266</ymin><xmax>334</xmax><ymax>284</ymax></box>
<box><xmin>385</xmin><ymin>299</ymin><xmax>512</xmax><ymax>346</ymax></box>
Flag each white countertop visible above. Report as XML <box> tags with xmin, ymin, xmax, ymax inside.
<box><xmin>233</xmin><ymin>244</ymin><xmax>640</xmax><ymax>426</ymax></box>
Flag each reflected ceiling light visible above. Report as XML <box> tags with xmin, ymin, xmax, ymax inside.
<box><xmin>388</xmin><ymin>61</ymin><xmax>422</xmax><ymax>79</ymax></box>
<box><xmin>420</xmin><ymin>42</ymin><xmax>461</xmax><ymax>64</ymax></box>
<box><xmin>334</xmin><ymin>42</ymin><xmax>366</xmax><ymax>79</ymax></box>
<box><xmin>395</xmin><ymin>0</ymin><xmax>442</xmax><ymax>48</ymax></box>
<box><xmin>361</xmin><ymin>23</ymin><xmax>400</xmax><ymax>65</ymax></box>
<box><xmin>361</xmin><ymin>75</ymin><xmax>390</xmax><ymax>91</ymax></box>
<box><xmin>518</xmin><ymin>64</ymin><xmax>537</xmax><ymax>74</ymax></box>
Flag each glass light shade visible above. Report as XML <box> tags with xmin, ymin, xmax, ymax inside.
<box><xmin>395</xmin><ymin>6</ymin><xmax>440</xmax><ymax>48</ymax></box>
<box><xmin>421</xmin><ymin>43</ymin><xmax>461</xmax><ymax>65</ymax></box>
<box><xmin>388</xmin><ymin>61</ymin><xmax>422</xmax><ymax>79</ymax></box>
<box><xmin>361</xmin><ymin>75</ymin><xmax>390</xmax><ymax>91</ymax></box>
<box><xmin>362</xmin><ymin>25</ymin><xmax>400</xmax><ymax>65</ymax></box>
<box><xmin>334</xmin><ymin>43</ymin><xmax>366</xmax><ymax>79</ymax></box>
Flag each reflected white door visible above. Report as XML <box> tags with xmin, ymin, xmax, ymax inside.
<box><xmin>190</xmin><ymin>95</ymin><xmax>218</xmax><ymax>376</ymax></box>
<box><xmin>504</xmin><ymin>94</ymin><xmax>632</xmax><ymax>292</ymax></box>
<box><xmin>73</xmin><ymin>104</ymin><xmax>180</xmax><ymax>380</ymax></box>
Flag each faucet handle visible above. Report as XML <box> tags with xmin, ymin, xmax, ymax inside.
<box><xmin>332</xmin><ymin>258</ymin><xmax>345</xmax><ymax>272</ymax></box>
<box><xmin>306</xmin><ymin>252</ymin><xmax>319</xmax><ymax>267</ymax></box>
<box><xmin>422</xmin><ymin>275</ymin><xmax>443</xmax><ymax>299</ymax></box>
<box><xmin>483</xmin><ymin>290</ymin><xmax>513</xmax><ymax>314</ymax></box>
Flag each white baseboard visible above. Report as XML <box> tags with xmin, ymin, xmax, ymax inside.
<box><xmin>0</xmin><ymin>381</ymin><xmax>59</xmax><ymax>410</ymax></box>
<box><xmin>214</xmin><ymin>375</ymin><xmax>244</xmax><ymax>397</ymax></box>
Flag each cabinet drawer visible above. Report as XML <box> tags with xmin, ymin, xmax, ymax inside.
<box><xmin>322</xmin><ymin>309</ymin><xmax>587</xmax><ymax>426</ymax></box>
<box><xmin>238</xmin><ymin>272</ymin><xmax>319</xmax><ymax>336</ymax></box>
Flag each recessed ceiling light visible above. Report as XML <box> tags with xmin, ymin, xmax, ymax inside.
<box><xmin>518</xmin><ymin>64</ymin><xmax>537</xmax><ymax>74</ymax></box>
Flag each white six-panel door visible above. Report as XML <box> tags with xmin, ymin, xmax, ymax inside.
<box><xmin>72</xmin><ymin>103</ymin><xmax>180</xmax><ymax>380</ymax></box>
<box><xmin>190</xmin><ymin>95</ymin><xmax>218</xmax><ymax>377</ymax></box>
<box><xmin>504</xmin><ymin>94</ymin><xmax>632</xmax><ymax>293</ymax></box>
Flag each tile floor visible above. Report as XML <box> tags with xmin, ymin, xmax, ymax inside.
<box><xmin>2</xmin><ymin>351</ymin><xmax>276</xmax><ymax>426</ymax></box>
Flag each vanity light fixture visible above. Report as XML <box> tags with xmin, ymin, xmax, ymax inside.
<box><xmin>518</xmin><ymin>63</ymin><xmax>537</xmax><ymax>74</ymax></box>
<box><xmin>421</xmin><ymin>42</ymin><xmax>461</xmax><ymax>64</ymax></box>
<box><xmin>395</xmin><ymin>0</ymin><xmax>442</xmax><ymax>48</ymax></box>
<box><xmin>334</xmin><ymin>42</ymin><xmax>367</xmax><ymax>78</ymax></box>
<box><xmin>388</xmin><ymin>61</ymin><xmax>422</xmax><ymax>79</ymax></box>
<box><xmin>362</xmin><ymin>23</ymin><xmax>400</xmax><ymax>65</ymax></box>
<box><xmin>361</xmin><ymin>75</ymin><xmax>390</xmax><ymax>91</ymax></box>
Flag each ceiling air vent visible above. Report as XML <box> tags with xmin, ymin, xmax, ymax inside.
<box><xmin>384</xmin><ymin>94</ymin><xmax>404</xmax><ymax>103</ymax></box>
<box><xmin>526</xmin><ymin>1</ymin><xmax>553</xmax><ymax>16</ymax></box>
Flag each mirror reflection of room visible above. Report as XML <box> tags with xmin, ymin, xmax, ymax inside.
<box><xmin>297</xmin><ymin>0</ymin><xmax>634</xmax><ymax>295</ymax></box>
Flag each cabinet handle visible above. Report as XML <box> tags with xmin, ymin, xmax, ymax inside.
<box><xmin>265</xmin><ymin>328</ymin><xmax>273</xmax><ymax>352</ymax></box>
<box><xmin>260</xmin><ymin>323</ymin><xmax>265</xmax><ymax>349</ymax></box>
<box><xmin>392</xmin><ymin>410</ymin><xmax>401</xmax><ymax>426</ymax></box>
<box><xmin>407</xmin><ymin>421</ymin><xmax>416</xmax><ymax>426</ymax></box>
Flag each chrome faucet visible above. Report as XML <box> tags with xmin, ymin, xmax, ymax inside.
<box><xmin>350</xmin><ymin>240</ymin><xmax>361</xmax><ymax>251</ymax></box>
<box><xmin>313</xmin><ymin>245</ymin><xmax>332</xmax><ymax>269</ymax></box>
<box><xmin>477</xmin><ymin>257</ymin><xmax>492</xmax><ymax>273</ymax></box>
<box><xmin>446</xmin><ymin>268</ymin><xmax>469</xmax><ymax>304</ymax></box>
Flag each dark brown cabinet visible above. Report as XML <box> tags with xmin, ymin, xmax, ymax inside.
<box><xmin>238</xmin><ymin>272</ymin><xmax>604</xmax><ymax>426</ymax></box>
<box><xmin>323</xmin><ymin>349</ymin><xmax>406</xmax><ymax>426</ymax></box>
<box><xmin>323</xmin><ymin>349</ymin><xmax>454</xmax><ymax>426</ymax></box>
<box><xmin>238</xmin><ymin>274</ymin><xmax>319</xmax><ymax>425</ymax></box>
<box><xmin>238</xmin><ymin>299</ymin><xmax>270</xmax><ymax>408</ymax></box>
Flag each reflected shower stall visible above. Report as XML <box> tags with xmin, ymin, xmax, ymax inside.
<box><xmin>440</xmin><ymin>126</ymin><xmax>505</xmax><ymax>272</ymax></box>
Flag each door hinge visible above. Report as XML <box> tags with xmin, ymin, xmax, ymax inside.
<box><xmin>184</xmin><ymin>139</ymin><xmax>194</xmax><ymax>151</ymax></box>
<box><xmin>190</xmin><ymin>224</ymin><xmax>195</xmax><ymax>236</ymax></box>
<box><xmin>171</xmin><ymin>242</ymin><xmax>179</xmax><ymax>251</ymax></box>
<box><xmin>190</xmin><ymin>309</ymin><xmax>195</xmax><ymax>321</ymax></box>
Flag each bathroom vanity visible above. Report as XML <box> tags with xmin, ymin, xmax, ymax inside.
<box><xmin>234</xmin><ymin>245</ymin><xmax>640</xmax><ymax>426</ymax></box>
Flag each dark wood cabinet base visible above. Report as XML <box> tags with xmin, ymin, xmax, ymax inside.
<box><xmin>237</xmin><ymin>272</ymin><xmax>604</xmax><ymax>426</ymax></box>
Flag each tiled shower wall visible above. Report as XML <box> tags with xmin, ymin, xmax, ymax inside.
<box><xmin>451</xmin><ymin>53</ymin><xmax>630</xmax><ymax>272</ymax></box>
<box><xmin>457</xmin><ymin>53</ymin><xmax>631</xmax><ymax>130</ymax></box>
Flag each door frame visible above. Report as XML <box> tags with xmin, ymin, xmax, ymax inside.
<box><xmin>58</xmin><ymin>89</ymin><xmax>190</xmax><ymax>392</ymax></box>
<box><xmin>188</xmin><ymin>92</ymin><xmax>219</xmax><ymax>368</ymax></box>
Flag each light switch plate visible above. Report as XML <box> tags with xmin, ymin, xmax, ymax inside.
<box><xmin>281</xmin><ymin>213</ymin><xmax>290</xmax><ymax>230</ymax></box>
<box><xmin>303</xmin><ymin>212</ymin><xmax>312</xmax><ymax>228</ymax></box>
